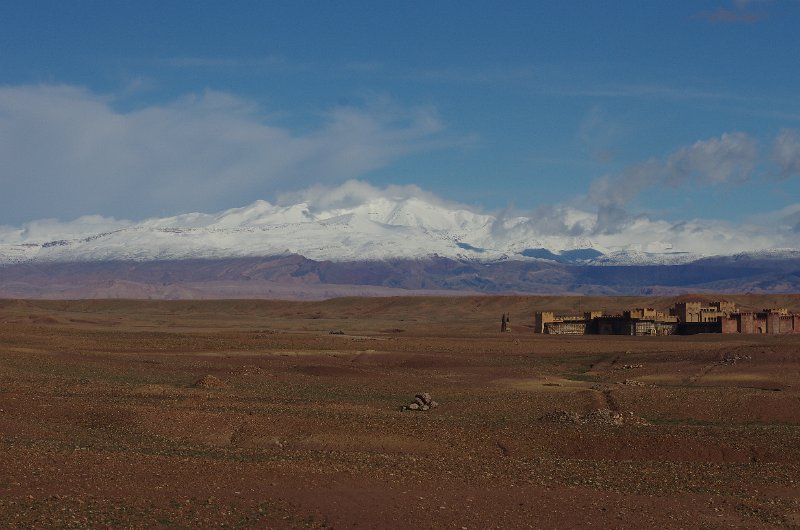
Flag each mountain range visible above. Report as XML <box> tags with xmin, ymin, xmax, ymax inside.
<box><xmin>2</xmin><ymin>195</ymin><xmax>800</xmax><ymax>299</ymax></box>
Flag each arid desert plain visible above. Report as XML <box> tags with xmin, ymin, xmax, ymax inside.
<box><xmin>2</xmin><ymin>295</ymin><xmax>800</xmax><ymax>529</ymax></box>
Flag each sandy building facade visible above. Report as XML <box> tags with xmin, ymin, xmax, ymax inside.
<box><xmin>534</xmin><ymin>301</ymin><xmax>800</xmax><ymax>336</ymax></box>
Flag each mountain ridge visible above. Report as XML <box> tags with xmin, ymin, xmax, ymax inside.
<box><xmin>2</xmin><ymin>195</ymin><xmax>798</xmax><ymax>266</ymax></box>
<box><xmin>3</xmin><ymin>253</ymin><xmax>800</xmax><ymax>300</ymax></box>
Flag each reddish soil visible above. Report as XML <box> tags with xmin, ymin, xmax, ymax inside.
<box><xmin>1</xmin><ymin>297</ymin><xmax>800</xmax><ymax>528</ymax></box>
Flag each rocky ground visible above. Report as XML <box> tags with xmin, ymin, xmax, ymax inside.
<box><xmin>1</xmin><ymin>297</ymin><xmax>799</xmax><ymax>528</ymax></box>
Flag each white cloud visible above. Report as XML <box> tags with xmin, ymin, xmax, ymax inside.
<box><xmin>499</xmin><ymin>202</ymin><xmax>798</xmax><ymax>256</ymax></box>
<box><xmin>591</xmin><ymin>216</ymin><xmax>784</xmax><ymax>256</ymax></box>
<box><xmin>747</xmin><ymin>202</ymin><xmax>800</xmax><ymax>233</ymax></box>
<box><xmin>0</xmin><ymin>215</ymin><xmax>133</xmax><ymax>244</ymax></box>
<box><xmin>276</xmin><ymin>179</ymin><xmax>461</xmax><ymax>213</ymax></box>
<box><xmin>0</xmin><ymin>84</ymin><xmax>447</xmax><ymax>224</ymax></box>
<box><xmin>665</xmin><ymin>132</ymin><xmax>759</xmax><ymax>185</ymax></box>
<box><xmin>587</xmin><ymin>132</ymin><xmax>759</xmax><ymax>233</ymax></box>
<box><xmin>589</xmin><ymin>159</ymin><xmax>662</xmax><ymax>210</ymax></box>
<box><xmin>772</xmin><ymin>128</ymin><xmax>800</xmax><ymax>179</ymax></box>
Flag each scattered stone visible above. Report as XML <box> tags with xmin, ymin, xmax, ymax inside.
<box><xmin>720</xmin><ymin>353</ymin><xmax>751</xmax><ymax>365</ymax></box>
<box><xmin>614</xmin><ymin>363</ymin><xmax>643</xmax><ymax>370</ymax></box>
<box><xmin>232</xmin><ymin>364</ymin><xmax>267</xmax><ymax>376</ymax></box>
<box><xmin>539</xmin><ymin>408</ymin><xmax>649</xmax><ymax>426</ymax></box>
<box><xmin>618</xmin><ymin>379</ymin><xmax>645</xmax><ymax>386</ymax></box>
<box><xmin>192</xmin><ymin>375</ymin><xmax>226</xmax><ymax>389</ymax></box>
<box><xmin>539</xmin><ymin>410</ymin><xmax>581</xmax><ymax>424</ymax></box>
<box><xmin>400</xmin><ymin>392</ymin><xmax>438</xmax><ymax>411</ymax></box>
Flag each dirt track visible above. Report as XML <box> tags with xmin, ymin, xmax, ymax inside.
<box><xmin>1</xmin><ymin>298</ymin><xmax>799</xmax><ymax>528</ymax></box>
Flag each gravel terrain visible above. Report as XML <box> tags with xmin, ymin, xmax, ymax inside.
<box><xmin>1</xmin><ymin>297</ymin><xmax>799</xmax><ymax>528</ymax></box>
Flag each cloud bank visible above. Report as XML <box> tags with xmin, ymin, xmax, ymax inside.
<box><xmin>584</xmin><ymin>130</ymin><xmax>800</xmax><ymax>233</ymax></box>
<box><xmin>773</xmin><ymin>128</ymin><xmax>800</xmax><ymax>179</ymax></box>
<box><xmin>0</xmin><ymin>85</ymin><xmax>445</xmax><ymax>224</ymax></box>
<box><xmin>2</xmin><ymin>82</ymin><xmax>799</xmax><ymax>257</ymax></box>
<box><xmin>276</xmin><ymin>179</ymin><xmax>465</xmax><ymax>214</ymax></box>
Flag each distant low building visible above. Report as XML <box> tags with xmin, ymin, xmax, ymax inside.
<box><xmin>534</xmin><ymin>308</ymin><xmax>678</xmax><ymax>336</ymax></box>
<box><xmin>534</xmin><ymin>301</ymin><xmax>800</xmax><ymax>336</ymax></box>
<box><xmin>534</xmin><ymin>311</ymin><xmax>595</xmax><ymax>334</ymax></box>
<box><xmin>720</xmin><ymin>310</ymin><xmax>800</xmax><ymax>334</ymax></box>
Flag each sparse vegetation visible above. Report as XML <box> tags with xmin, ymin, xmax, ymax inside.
<box><xmin>1</xmin><ymin>297</ymin><xmax>799</xmax><ymax>528</ymax></box>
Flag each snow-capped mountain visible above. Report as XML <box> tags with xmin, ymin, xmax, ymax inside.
<box><xmin>0</xmin><ymin>194</ymin><xmax>796</xmax><ymax>266</ymax></box>
<box><xmin>0</xmin><ymin>197</ymin><xmax>576</xmax><ymax>264</ymax></box>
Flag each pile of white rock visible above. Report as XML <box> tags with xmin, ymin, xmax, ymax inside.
<box><xmin>400</xmin><ymin>392</ymin><xmax>439</xmax><ymax>411</ymax></box>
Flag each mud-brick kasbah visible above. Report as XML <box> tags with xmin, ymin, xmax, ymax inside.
<box><xmin>534</xmin><ymin>301</ymin><xmax>800</xmax><ymax>336</ymax></box>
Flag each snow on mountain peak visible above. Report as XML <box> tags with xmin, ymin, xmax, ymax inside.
<box><xmin>1</xmin><ymin>182</ymin><xmax>798</xmax><ymax>265</ymax></box>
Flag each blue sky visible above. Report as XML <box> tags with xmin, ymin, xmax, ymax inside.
<box><xmin>2</xmin><ymin>0</ymin><xmax>800</xmax><ymax>234</ymax></box>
